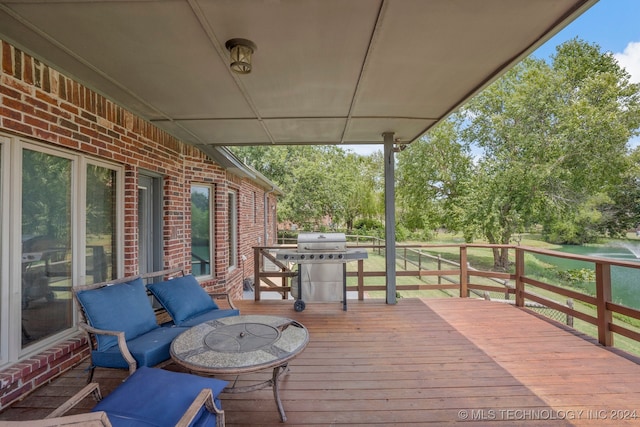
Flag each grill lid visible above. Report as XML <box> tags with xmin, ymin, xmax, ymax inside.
<box><xmin>297</xmin><ymin>233</ymin><xmax>346</xmax><ymax>252</ymax></box>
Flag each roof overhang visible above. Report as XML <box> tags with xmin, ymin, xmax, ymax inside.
<box><xmin>0</xmin><ymin>0</ymin><xmax>597</xmax><ymax>150</ymax></box>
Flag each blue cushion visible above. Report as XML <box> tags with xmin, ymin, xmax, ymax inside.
<box><xmin>93</xmin><ymin>366</ymin><xmax>227</xmax><ymax>427</ymax></box>
<box><xmin>90</xmin><ymin>326</ymin><xmax>187</xmax><ymax>369</ymax></box>
<box><xmin>178</xmin><ymin>308</ymin><xmax>240</xmax><ymax>328</ymax></box>
<box><xmin>147</xmin><ymin>275</ymin><xmax>218</xmax><ymax>326</ymax></box>
<box><xmin>77</xmin><ymin>277</ymin><xmax>158</xmax><ymax>351</ymax></box>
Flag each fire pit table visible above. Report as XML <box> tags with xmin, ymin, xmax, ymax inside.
<box><xmin>170</xmin><ymin>315</ymin><xmax>309</xmax><ymax>422</ymax></box>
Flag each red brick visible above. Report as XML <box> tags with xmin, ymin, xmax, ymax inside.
<box><xmin>0</xmin><ymin>84</ymin><xmax>20</xmax><ymax>99</ymax></box>
<box><xmin>1</xmin><ymin>41</ymin><xmax>12</xmax><ymax>75</ymax></box>
<box><xmin>0</xmin><ymin>106</ymin><xmax>21</xmax><ymax>121</ymax></box>
<box><xmin>2</xmin><ymin>118</ymin><xmax>32</xmax><ymax>135</ymax></box>
<box><xmin>0</xmin><ymin>382</ymin><xmax>32</xmax><ymax>408</ymax></box>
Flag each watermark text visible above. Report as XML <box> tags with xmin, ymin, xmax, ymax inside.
<box><xmin>457</xmin><ymin>408</ymin><xmax>638</xmax><ymax>421</ymax></box>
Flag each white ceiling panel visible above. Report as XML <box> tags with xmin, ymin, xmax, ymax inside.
<box><xmin>344</xmin><ymin>118</ymin><xmax>437</xmax><ymax>144</ymax></box>
<box><xmin>171</xmin><ymin>119</ymin><xmax>271</xmax><ymax>144</ymax></box>
<box><xmin>265</xmin><ymin>118</ymin><xmax>348</xmax><ymax>143</ymax></box>
<box><xmin>0</xmin><ymin>0</ymin><xmax>597</xmax><ymax>149</ymax></box>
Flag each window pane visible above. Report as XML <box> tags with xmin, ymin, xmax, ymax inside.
<box><xmin>86</xmin><ymin>164</ymin><xmax>117</xmax><ymax>283</ymax></box>
<box><xmin>228</xmin><ymin>191</ymin><xmax>237</xmax><ymax>268</ymax></box>
<box><xmin>21</xmin><ymin>149</ymin><xmax>73</xmax><ymax>348</ymax></box>
<box><xmin>191</xmin><ymin>185</ymin><xmax>211</xmax><ymax>276</ymax></box>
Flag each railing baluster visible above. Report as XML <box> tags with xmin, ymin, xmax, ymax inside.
<box><xmin>459</xmin><ymin>246</ymin><xmax>468</xmax><ymax>298</ymax></box>
<box><xmin>515</xmin><ymin>247</ymin><xmax>525</xmax><ymax>307</ymax></box>
<box><xmin>358</xmin><ymin>259</ymin><xmax>364</xmax><ymax>301</ymax></box>
<box><xmin>254</xmin><ymin>247</ymin><xmax>261</xmax><ymax>301</ymax></box>
<box><xmin>595</xmin><ymin>262</ymin><xmax>613</xmax><ymax>346</ymax></box>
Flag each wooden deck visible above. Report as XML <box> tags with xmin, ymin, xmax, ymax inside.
<box><xmin>2</xmin><ymin>298</ymin><xmax>640</xmax><ymax>425</ymax></box>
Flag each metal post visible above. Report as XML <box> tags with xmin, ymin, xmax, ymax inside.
<box><xmin>383</xmin><ymin>132</ymin><xmax>397</xmax><ymax>305</ymax></box>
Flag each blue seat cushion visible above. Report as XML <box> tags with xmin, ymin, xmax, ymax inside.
<box><xmin>178</xmin><ymin>308</ymin><xmax>240</xmax><ymax>328</ymax></box>
<box><xmin>77</xmin><ymin>277</ymin><xmax>158</xmax><ymax>351</ymax></box>
<box><xmin>147</xmin><ymin>275</ymin><xmax>219</xmax><ymax>326</ymax></box>
<box><xmin>93</xmin><ymin>366</ymin><xmax>227</xmax><ymax>427</ymax></box>
<box><xmin>90</xmin><ymin>326</ymin><xmax>187</xmax><ymax>369</ymax></box>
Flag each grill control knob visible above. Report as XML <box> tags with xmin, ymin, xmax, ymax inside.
<box><xmin>337</xmin><ymin>254</ymin><xmax>344</xmax><ymax>259</ymax></box>
<box><xmin>283</xmin><ymin>254</ymin><xmax>289</xmax><ymax>260</ymax></box>
<box><xmin>309</xmin><ymin>254</ymin><xmax>315</xmax><ymax>259</ymax></box>
<box><xmin>328</xmin><ymin>254</ymin><xmax>334</xmax><ymax>259</ymax></box>
<box><xmin>319</xmin><ymin>254</ymin><xmax>325</xmax><ymax>259</ymax></box>
<box><xmin>300</xmin><ymin>254</ymin><xmax>306</xmax><ymax>259</ymax></box>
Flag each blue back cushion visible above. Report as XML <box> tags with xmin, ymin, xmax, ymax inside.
<box><xmin>76</xmin><ymin>277</ymin><xmax>158</xmax><ymax>351</ymax></box>
<box><xmin>147</xmin><ymin>274</ymin><xmax>218</xmax><ymax>326</ymax></box>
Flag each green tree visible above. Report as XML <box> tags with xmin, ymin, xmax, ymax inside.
<box><xmin>397</xmin><ymin>116</ymin><xmax>472</xmax><ymax>232</ymax></box>
<box><xmin>231</xmin><ymin>145</ymin><xmax>383</xmax><ymax>230</ymax></box>
<box><xmin>460</xmin><ymin>39</ymin><xmax>640</xmax><ymax>267</ymax></box>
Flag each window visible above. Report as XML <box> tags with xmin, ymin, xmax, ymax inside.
<box><xmin>191</xmin><ymin>185</ymin><xmax>213</xmax><ymax>277</ymax></box>
<box><xmin>85</xmin><ymin>164</ymin><xmax>118</xmax><ymax>283</ymax></box>
<box><xmin>253</xmin><ymin>191</ymin><xmax>257</xmax><ymax>224</ymax></box>
<box><xmin>21</xmin><ymin>149</ymin><xmax>74</xmax><ymax>349</ymax></box>
<box><xmin>228</xmin><ymin>190</ymin><xmax>238</xmax><ymax>269</ymax></box>
<box><xmin>0</xmin><ymin>133</ymin><xmax>123</xmax><ymax>362</ymax></box>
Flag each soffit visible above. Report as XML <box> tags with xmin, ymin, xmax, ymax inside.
<box><xmin>0</xmin><ymin>0</ymin><xmax>597</xmax><ymax>149</ymax></box>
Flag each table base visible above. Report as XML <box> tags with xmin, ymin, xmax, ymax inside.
<box><xmin>221</xmin><ymin>363</ymin><xmax>290</xmax><ymax>422</ymax></box>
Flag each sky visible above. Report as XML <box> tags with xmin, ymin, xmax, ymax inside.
<box><xmin>346</xmin><ymin>0</ymin><xmax>640</xmax><ymax>156</ymax></box>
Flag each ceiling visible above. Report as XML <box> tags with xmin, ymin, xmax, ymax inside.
<box><xmin>0</xmin><ymin>0</ymin><xmax>597</xmax><ymax>154</ymax></box>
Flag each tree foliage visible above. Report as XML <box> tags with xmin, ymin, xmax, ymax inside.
<box><xmin>397</xmin><ymin>116</ymin><xmax>473</xmax><ymax>232</ymax></box>
<box><xmin>397</xmin><ymin>38</ymin><xmax>640</xmax><ymax>268</ymax></box>
<box><xmin>231</xmin><ymin>145</ymin><xmax>384</xmax><ymax>230</ymax></box>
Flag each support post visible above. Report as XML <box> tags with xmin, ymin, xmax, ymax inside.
<box><xmin>383</xmin><ymin>132</ymin><xmax>397</xmax><ymax>305</ymax></box>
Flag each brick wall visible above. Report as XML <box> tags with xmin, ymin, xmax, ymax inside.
<box><xmin>0</xmin><ymin>39</ymin><xmax>279</xmax><ymax>410</ymax></box>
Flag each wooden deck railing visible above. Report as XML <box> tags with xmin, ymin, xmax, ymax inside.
<box><xmin>253</xmin><ymin>243</ymin><xmax>640</xmax><ymax>351</ymax></box>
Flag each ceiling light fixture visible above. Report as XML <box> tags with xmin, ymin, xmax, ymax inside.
<box><xmin>225</xmin><ymin>38</ymin><xmax>257</xmax><ymax>74</ymax></box>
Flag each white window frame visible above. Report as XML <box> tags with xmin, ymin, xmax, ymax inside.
<box><xmin>228</xmin><ymin>190</ymin><xmax>238</xmax><ymax>270</ymax></box>
<box><xmin>190</xmin><ymin>183</ymin><xmax>214</xmax><ymax>280</ymax></box>
<box><xmin>0</xmin><ymin>132</ymin><xmax>124</xmax><ymax>366</ymax></box>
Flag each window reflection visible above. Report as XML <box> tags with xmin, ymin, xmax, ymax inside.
<box><xmin>191</xmin><ymin>185</ymin><xmax>211</xmax><ymax>276</ymax></box>
<box><xmin>21</xmin><ymin>150</ymin><xmax>73</xmax><ymax>348</ymax></box>
<box><xmin>85</xmin><ymin>164</ymin><xmax>117</xmax><ymax>283</ymax></box>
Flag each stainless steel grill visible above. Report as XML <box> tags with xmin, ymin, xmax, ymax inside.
<box><xmin>276</xmin><ymin>233</ymin><xmax>367</xmax><ymax>311</ymax></box>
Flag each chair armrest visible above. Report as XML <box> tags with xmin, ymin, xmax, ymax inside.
<box><xmin>78</xmin><ymin>322</ymin><xmax>137</xmax><ymax>376</ymax></box>
<box><xmin>45</xmin><ymin>383</ymin><xmax>102</xmax><ymax>419</ymax></box>
<box><xmin>208</xmin><ymin>292</ymin><xmax>237</xmax><ymax>310</ymax></box>
<box><xmin>175</xmin><ymin>388</ymin><xmax>225</xmax><ymax>427</ymax></box>
<box><xmin>7</xmin><ymin>412</ymin><xmax>112</xmax><ymax>426</ymax></box>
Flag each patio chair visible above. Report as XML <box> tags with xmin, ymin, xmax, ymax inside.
<box><xmin>0</xmin><ymin>367</ymin><xmax>226</xmax><ymax>427</ymax></box>
<box><xmin>73</xmin><ymin>268</ymin><xmax>239</xmax><ymax>383</ymax></box>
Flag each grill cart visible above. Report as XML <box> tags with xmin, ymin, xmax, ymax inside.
<box><xmin>276</xmin><ymin>233</ymin><xmax>367</xmax><ymax>312</ymax></box>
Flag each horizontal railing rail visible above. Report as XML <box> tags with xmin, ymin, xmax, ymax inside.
<box><xmin>253</xmin><ymin>242</ymin><xmax>640</xmax><ymax>353</ymax></box>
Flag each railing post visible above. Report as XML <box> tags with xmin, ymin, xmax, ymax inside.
<box><xmin>566</xmin><ymin>299</ymin><xmax>574</xmax><ymax>327</ymax></box>
<box><xmin>595</xmin><ymin>262</ymin><xmax>613</xmax><ymax>346</ymax></box>
<box><xmin>403</xmin><ymin>247</ymin><xmax>407</xmax><ymax>271</ymax></box>
<box><xmin>418</xmin><ymin>251</ymin><xmax>422</xmax><ymax>280</ymax></box>
<box><xmin>357</xmin><ymin>259</ymin><xmax>365</xmax><ymax>301</ymax></box>
<box><xmin>254</xmin><ymin>247</ymin><xmax>261</xmax><ymax>301</ymax></box>
<box><xmin>437</xmin><ymin>255</ymin><xmax>442</xmax><ymax>285</ymax></box>
<box><xmin>515</xmin><ymin>247</ymin><xmax>524</xmax><ymax>307</ymax></box>
<box><xmin>459</xmin><ymin>246</ymin><xmax>468</xmax><ymax>298</ymax></box>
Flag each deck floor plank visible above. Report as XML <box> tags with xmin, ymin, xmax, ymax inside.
<box><xmin>1</xmin><ymin>298</ymin><xmax>640</xmax><ymax>425</ymax></box>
